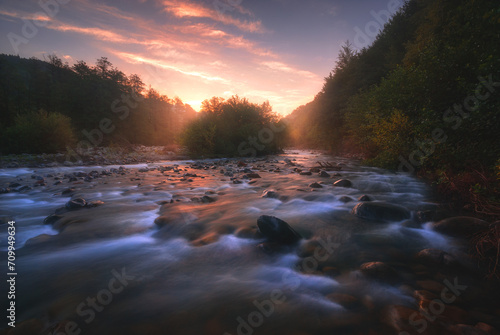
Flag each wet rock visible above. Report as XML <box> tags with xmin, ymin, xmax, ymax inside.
<box><xmin>299</xmin><ymin>171</ymin><xmax>312</xmax><ymax>176</ymax></box>
<box><xmin>245</xmin><ymin>173</ymin><xmax>261</xmax><ymax>179</ymax></box>
<box><xmin>257</xmin><ymin>215</ymin><xmax>302</xmax><ymax>245</ymax></box>
<box><xmin>358</xmin><ymin>195</ymin><xmax>372</xmax><ymax>202</ymax></box>
<box><xmin>309</xmin><ymin>182</ymin><xmax>323</xmax><ymax>188</ymax></box>
<box><xmin>319</xmin><ymin>170</ymin><xmax>330</xmax><ymax>178</ymax></box>
<box><xmin>62</xmin><ymin>188</ymin><xmax>76</xmax><ymax>196</ymax></box>
<box><xmin>44</xmin><ymin>214</ymin><xmax>63</xmax><ymax>225</ymax></box>
<box><xmin>154</xmin><ymin>216</ymin><xmax>176</xmax><ymax>228</ymax></box>
<box><xmin>339</xmin><ymin>196</ymin><xmax>354</xmax><ymax>203</ymax></box>
<box><xmin>86</xmin><ymin>200</ymin><xmax>104</xmax><ymax>207</ymax></box>
<box><xmin>333</xmin><ymin>179</ymin><xmax>352</xmax><ymax>188</ymax></box>
<box><xmin>415</xmin><ymin>248</ymin><xmax>458</xmax><ymax>267</ymax></box>
<box><xmin>262</xmin><ymin>189</ymin><xmax>279</xmax><ymax>199</ymax></box>
<box><xmin>17</xmin><ymin>185</ymin><xmax>32</xmax><ymax>192</ymax></box>
<box><xmin>360</xmin><ymin>261</ymin><xmax>398</xmax><ymax>283</ymax></box>
<box><xmin>0</xmin><ymin>187</ymin><xmax>11</xmax><ymax>194</ymax></box>
<box><xmin>65</xmin><ymin>198</ymin><xmax>87</xmax><ymax>210</ymax></box>
<box><xmin>309</xmin><ymin>167</ymin><xmax>320</xmax><ymax>173</ymax></box>
<box><xmin>431</xmin><ymin>216</ymin><xmax>490</xmax><ymax>238</ymax></box>
<box><xmin>9</xmin><ymin>182</ymin><xmax>21</xmax><ymax>188</ymax></box>
<box><xmin>201</xmin><ymin>195</ymin><xmax>216</xmax><ymax>203</ymax></box>
<box><xmin>0</xmin><ymin>216</ymin><xmax>14</xmax><ymax>225</ymax></box>
<box><xmin>351</xmin><ymin>202</ymin><xmax>411</xmax><ymax>222</ymax></box>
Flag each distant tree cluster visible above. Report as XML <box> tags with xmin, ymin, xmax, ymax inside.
<box><xmin>0</xmin><ymin>54</ymin><xmax>196</xmax><ymax>154</ymax></box>
<box><xmin>286</xmin><ymin>0</ymin><xmax>500</xmax><ymax>174</ymax></box>
<box><xmin>181</xmin><ymin>95</ymin><xmax>286</xmax><ymax>157</ymax></box>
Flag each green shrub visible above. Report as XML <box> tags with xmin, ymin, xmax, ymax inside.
<box><xmin>1</xmin><ymin>110</ymin><xmax>76</xmax><ymax>154</ymax></box>
<box><xmin>181</xmin><ymin>96</ymin><xmax>284</xmax><ymax>157</ymax></box>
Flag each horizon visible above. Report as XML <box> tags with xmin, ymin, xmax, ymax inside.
<box><xmin>0</xmin><ymin>0</ymin><xmax>404</xmax><ymax>115</ymax></box>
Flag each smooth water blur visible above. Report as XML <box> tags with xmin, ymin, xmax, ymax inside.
<box><xmin>0</xmin><ymin>151</ymin><xmax>459</xmax><ymax>334</ymax></box>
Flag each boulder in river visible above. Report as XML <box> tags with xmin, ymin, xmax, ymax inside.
<box><xmin>244</xmin><ymin>173</ymin><xmax>261</xmax><ymax>179</ymax></box>
<box><xmin>351</xmin><ymin>202</ymin><xmax>411</xmax><ymax>222</ymax></box>
<box><xmin>262</xmin><ymin>189</ymin><xmax>279</xmax><ymax>199</ymax></box>
<box><xmin>333</xmin><ymin>179</ymin><xmax>352</xmax><ymax>188</ymax></box>
<box><xmin>319</xmin><ymin>170</ymin><xmax>330</xmax><ymax>178</ymax></box>
<box><xmin>358</xmin><ymin>195</ymin><xmax>372</xmax><ymax>202</ymax></box>
<box><xmin>257</xmin><ymin>215</ymin><xmax>302</xmax><ymax>245</ymax></box>
<box><xmin>360</xmin><ymin>261</ymin><xmax>398</xmax><ymax>283</ymax></box>
<box><xmin>201</xmin><ymin>195</ymin><xmax>215</xmax><ymax>203</ymax></box>
<box><xmin>431</xmin><ymin>216</ymin><xmax>490</xmax><ymax>238</ymax></box>
<box><xmin>309</xmin><ymin>182</ymin><xmax>323</xmax><ymax>188</ymax></box>
<box><xmin>415</xmin><ymin>248</ymin><xmax>458</xmax><ymax>267</ymax></box>
<box><xmin>65</xmin><ymin>198</ymin><xmax>87</xmax><ymax>210</ymax></box>
<box><xmin>43</xmin><ymin>214</ymin><xmax>64</xmax><ymax>225</ymax></box>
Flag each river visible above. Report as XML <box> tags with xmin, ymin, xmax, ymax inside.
<box><xmin>0</xmin><ymin>150</ymin><xmax>498</xmax><ymax>335</ymax></box>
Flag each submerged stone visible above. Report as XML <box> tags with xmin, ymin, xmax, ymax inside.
<box><xmin>431</xmin><ymin>216</ymin><xmax>490</xmax><ymax>238</ymax></box>
<box><xmin>333</xmin><ymin>179</ymin><xmax>352</xmax><ymax>188</ymax></box>
<box><xmin>257</xmin><ymin>215</ymin><xmax>302</xmax><ymax>245</ymax></box>
<box><xmin>65</xmin><ymin>198</ymin><xmax>87</xmax><ymax>210</ymax></box>
<box><xmin>352</xmin><ymin>202</ymin><xmax>411</xmax><ymax>222</ymax></box>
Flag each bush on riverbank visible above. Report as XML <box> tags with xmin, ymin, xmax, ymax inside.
<box><xmin>181</xmin><ymin>96</ymin><xmax>286</xmax><ymax>157</ymax></box>
<box><xmin>1</xmin><ymin>110</ymin><xmax>76</xmax><ymax>154</ymax></box>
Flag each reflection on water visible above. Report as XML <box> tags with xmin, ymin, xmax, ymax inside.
<box><xmin>0</xmin><ymin>150</ymin><xmax>481</xmax><ymax>334</ymax></box>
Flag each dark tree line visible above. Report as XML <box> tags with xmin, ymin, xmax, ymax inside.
<box><xmin>286</xmin><ymin>0</ymin><xmax>499</xmax><ymax>174</ymax></box>
<box><xmin>0</xmin><ymin>54</ymin><xmax>196</xmax><ymax>154</ymax></box>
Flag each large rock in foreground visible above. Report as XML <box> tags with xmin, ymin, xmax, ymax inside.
<box><xmin>352</xmin><ymin>202</ymin><xmax>411</xmax><ymax>222</ymax></box>
<box><xmin>431</xmin><ymin>216</ymin><xmax>490</xmax><ymax>238</ymax></box>
<box><xmin>257</xmin><ymin>215</ymin><xmax>302</xmax><ymax>245</ymax></box>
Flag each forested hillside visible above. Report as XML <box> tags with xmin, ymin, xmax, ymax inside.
<box><xmin>287</xmin><ymin>0</ymin><xmax>500</xmax><ymax>216</ymax></box>
<box><xmin>0</xmin><ymin>54</ymin><xmax>196</xmax><ymax>154</ymax></box>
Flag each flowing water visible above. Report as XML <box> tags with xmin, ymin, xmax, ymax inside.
<box><xmin>0</xmin><ymin>151</ymin><xmax>495</xmax><ymax>335</ymax></box>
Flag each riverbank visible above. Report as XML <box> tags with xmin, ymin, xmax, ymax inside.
<box><xmin>0</xmin><ymin>145</ymin><xmax>189</xmax><ymax>169</ymax></box>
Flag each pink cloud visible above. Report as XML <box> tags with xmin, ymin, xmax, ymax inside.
<box><xmin>161</xmin><ymin>0</ymin><xmax>266</xmax><ymax>33</ymax></box>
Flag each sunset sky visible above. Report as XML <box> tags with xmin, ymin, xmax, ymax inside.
<box><xmin>0</xmin><ymin>0</ymin><xmax>404</xmax><ymax>115</ymax></box>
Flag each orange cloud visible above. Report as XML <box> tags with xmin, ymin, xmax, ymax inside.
<box><xmin>0</xmin><ymin>9</ymin><xmax>51</xmax><ymax>22</ymax></box>
<box><xmin>261</xmin><ymin>61</ymin><xmax>320</xmax><ymax>80</ymax></box>
<box><xmin>115</xmin><ymin>51</ymin><xmax>231</xmax><ymax>84</ymax></box>
<box><xmin>161</xmin><ymin>0</ymin><xmax>266</xmax><ymax>33</ymax></box>
<box><xmin>48</xmin><ymin>23</ymin><xmax>132</xmax><ymax>44</ymax></box>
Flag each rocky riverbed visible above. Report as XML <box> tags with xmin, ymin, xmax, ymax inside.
<box><xmin>0</xmin><ymin>146</ymin><xmax>186</xmax><ymax>169</ymax></box>
<box><xmin>0</xmin><ymin>150</ymin><xmax>499</xmax><ymax>335</ymax></box>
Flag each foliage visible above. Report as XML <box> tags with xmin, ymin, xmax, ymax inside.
<box><xmin>1</xmin><ymin>110</ymin><xmax>76</xmax><ymax>154</ymax></box>
<box><xmin>286</xmin><ymin>0</ymin><xmax>500</xmax><ymax>175</ymax></box>
<box><xmin>182</xmin><ymin>96</ymin><xmax>284</xmax><ymax>157</ymax></box>
<box><xmin>0</xmin><ymin>54</ymin><xmax>196</xmax><ymax>154</ymax></box>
